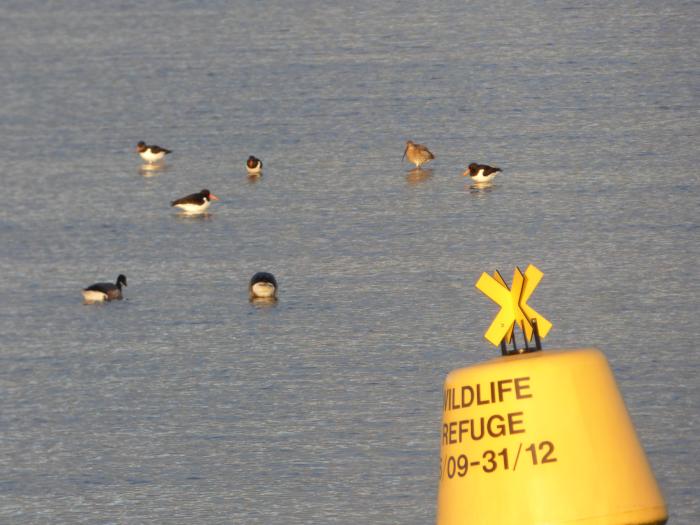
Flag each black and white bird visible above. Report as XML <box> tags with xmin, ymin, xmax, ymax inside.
<box><xmin>136</xmin><ymin>141</ymin><xmax>172</xmax><ymax>163</ymax></box>
<box><xmin>170</xmin><ymin>189</ymin><xmax>220</xmax><ymax>214</ymax></box>
<box><xmin>82</xmin><ymin>274</ymin><xmax>127</xmax><ymax>303</ymax></box>
<box><xmin>249</xmin><ymin>272</ymin><xmax>278</xmax><ymax>300</ymax></box>
<box><xmin>246</xmin><ymin>156</ymin><xmax>263</xmax><ymax>175</ymax></box>
<box><xmin>463</xmin><ymin>162</ymin><xmax>502</xmax><ymax>183</ymax></box>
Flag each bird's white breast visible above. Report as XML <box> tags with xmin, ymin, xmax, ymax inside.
<box><xmin>175</xmin><ymin>201</ymin><xmax>210</xmax><ymax>213</ymax></box>
<box><xmin>140</xmin><ymin>149</ymin><xmax>166</xmax><ymax>163</ymax></box>
<box><xmin>82</xmin><ymin>290</ymin><xmax>107</xmax><ymax>302</ymax></box>
<box><xmin>471</xmin><ymin>169</ymin><xmax>497</xmax><ymax>183</ymax></box>
<box><xmin>251</xmin><ymin>282</ymin><xmax>276</xmax><ymax>298</ymax></box>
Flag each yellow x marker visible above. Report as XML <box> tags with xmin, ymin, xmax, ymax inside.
<box><xmin>493</xmin><ymin>268</ymin><xmax>532</xmax><ymax>343</ymax></box>
<box><xmin>475</xmin><ymin>264</ymin><xmax>552</xmax><ymax>347</ymax></box>
<box><xmin>520</xmin><ymin>264</ymin><xmax>552</xmax><ymax>338</ymax></box>
<box><xmin>475</xmin><ymin>272</ymin><xmax>515</xmax><ymax>346</ymax></box>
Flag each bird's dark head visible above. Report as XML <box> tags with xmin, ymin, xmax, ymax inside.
<box><xmin>247</xmin><ymin>156</ymin><xmax>259</xmax><ymax>168</ymax></box>
<box><xmin>117</xmin><ymin>274</ymin><xmax>127</xmax><ymax>287</ymax></box>
<box><xmin>201</xmin><ymin>189</ymin><xmax>220</xmax><ymax>201</ymax></box>
<box><xmin>250</xmin><ymin>272</ymin><xmax>277</xmax><ymax>287</ymax></box>
<box><xmin>136</xmin><ymin>141</ymin><xmax>147</xmax><ymax>152</ymax></box>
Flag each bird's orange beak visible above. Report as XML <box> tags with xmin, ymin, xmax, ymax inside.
<box><xmin>209</xmin><ymin>193</ymin><xmax>220</xmax><ymax>201</ymax></box>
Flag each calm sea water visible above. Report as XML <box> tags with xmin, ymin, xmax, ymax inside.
<box><xmin>1</xmin><ymin>1</ymin><xmax>698</xmax><ymax>523</ymax></box>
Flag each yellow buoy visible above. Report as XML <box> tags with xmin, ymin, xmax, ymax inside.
<box><xmin>436</xmin><ymin>266</ymin><xmax>667</xmax><ymax>525</ymax></box>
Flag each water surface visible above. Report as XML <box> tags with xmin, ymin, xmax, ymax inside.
<box><xmin>1</xmin><ymin>1</ymin><xmax>698</xmax><ymax>523</ymax></box>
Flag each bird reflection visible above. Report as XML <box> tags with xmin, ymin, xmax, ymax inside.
<box><xmin>406</xmin><ymin>168</ymin><xmax>433</xmax><ymax>184</ymax></box>
<box><xmin>174</xmin><ymin>211</ymin><xmax>213</xmax><ymax>221</ymax></box>
<box><xmin>250</xmin><ymin>297</ymin><xmax>278</xmax><ymax>307</ymax></box>
<box><xmin>139</xmin><ymin>163</ymin><xmax>169</xmax><ymax>176</ymax></box>
<box><xmin>467</xmin><ymin>181</ymin><xmax>495</xmax><ymax>196</ymax></box>
<box><xmin>247</xmin><ymin>173</ymin><xmax>262</xmax><ymax>184</ymax></box>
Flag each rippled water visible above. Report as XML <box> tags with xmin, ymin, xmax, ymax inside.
<box><xmin>1</xmin><ymin>1</ymin><xmax>698</xmax><ymax>523</ymax></box>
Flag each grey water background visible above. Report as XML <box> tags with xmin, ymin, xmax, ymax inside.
<box><xmin>1</xmin><ymin>0</ymin><xmax>698</xmax><ymax>523</ymax></box>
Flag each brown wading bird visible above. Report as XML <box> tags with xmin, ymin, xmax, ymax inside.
<box><xmin>403</xmin><ymin>140</ymin><xmax>435</xmax><ymax>168</ymax></box>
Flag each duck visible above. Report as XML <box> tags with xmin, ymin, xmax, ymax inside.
<box><xmin>249</xmin><ymin>272</ymin><xmax>278</xmax><ymax>300</ymax></box>
<box><xmin>403</xmin><ymin>140</ymin><xmax>435</xmax><ymax>168</ymax></box>
<box><xmin>246</xmin><ymin>156</ymin><xmax>263</xmax><ymax>175</ymax></box>
<box><xmin>136</xmin><ymin>141</ymin><xmax>172</xmax><ymax>163</ymax></box>
<box><xmin>82</xmin><ymin>274</ymin><xmax>127</xmax><ymax>303</ymax></box>
<box><xmin>171</xmin><ymin>189</ymin><xmax>220</xmax><ymax>214</ymax></box>
<box><xmin>463</xmin><ymin>162</ymin><xmax>502</xmax><ymax>183</ymax></box>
